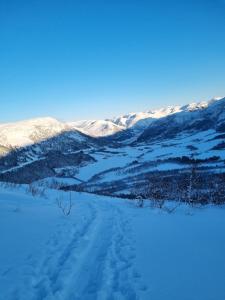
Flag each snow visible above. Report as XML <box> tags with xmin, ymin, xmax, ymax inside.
<box><xmin>77</xmin><ymin>150</ymin><xmax>134</xmax><ymax>181</ymax></box>
<box><xmin>0</xmin><ymin>97</ymin><xmax>224</xmax><ymax>144</ymax></box>
<box><xmin>69</xmin><ymin>97</ymin><xmax>224</xmax><ymax>138</ymax></box>
<box><xmin>89</xmin><ymin>162</ymin><xmax>185</xmax><ymax>185</ymax></box>
<box><xmin>0</xmin><ymin>117</ymin><xmax>88</xmax><ymax>148</ymax></box>
<box><xmin>112</xmin><ymin>106</ymin><xmax>182</xmax><ymax>129</ymax></box>
<box><xmin>70</xmin><ymin>105</ymin><xmax>182</xmax><ymax>137</ymax></box>
<box><xmin>136</xmin><ymin>129</ymin><xmax>225</xmax><ymax>163</ymax></box>
<box><xmin>0</xmin><ymin>186</ymin><xmax>225</xmax><ymax>300</ymax></box>
<box><xmin>69</xmin><ymin>120</ymin><xmax>124</xmax><ymax>137</ymax></box>
<box><xmin>1</xmin><ymin>157</ymin><xmax>46</xmax><ymax>174</ymax></box>
<box><xmin>0</xmin><ymin>97</ymin><xmax>225</xmax><ymax>299</ymax></box>
<box><xmin>67</xmin><ymin>127</ymin><xmax>225</xmax><ymax>185</ymax></box>
<box><xmin>33</xmin><ymin>177</ymin><xmax>82</xmax><ymax>187</ymax></box>
<box><xmin>134</xmin><ymin>205</ymin><xmax>225</xmax><ymax>300</ymax></box>
<box><xmin>0</xmin><ymin>117</ymin><xmax>67</xmax><ymax>147</ymax></box>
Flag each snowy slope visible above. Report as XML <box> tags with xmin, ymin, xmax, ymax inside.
<box><xmin>69</xmin><ymin>119</ymin><xmax>124</xmax><ymax>137</ymax></box>
<box><xmin>0</xmin><ymin>96</ymin><xmax>224</xmax><ymax>188</ymax></box>
<box><xmin>69</xmin><ymin>105</ymin><xmax>182</xmax><ymax>137</ymax></box>
<box><xmin>138</xmin><ymin>97</ymin><xmax>225</xmax><ymax>143</ymax></box>
<box><xmin>69</xmin><ymin>97</ymin><xmax>224</xmax><ymax>138</ymax></box>
<box><xmin>0</xmin><ymin>186</ymin><xmax>225</xmax><ymax>300</ymax></box>
<box><xmin>0</xmin><ymin>97</ymin><xmax>223</xmax><ymax>146</ymax></box>
<box><xmin>0</xmin><ymin>117</ymin><xmax>87</xmax><ymax>148</ymax></box>
<box><xmin>0</xmin><ymin>117</ymin><xmax>99</xmax><ymax>181</ymax></box>
<box><xmin>112</xmin><ymin>105</ymin><xmax>181</xmax><ymax>128</ymax></box>
<box><xmin>67</xmin><ymin>124</ymin><xmax>225</xmax><ymax>197</ymax></box>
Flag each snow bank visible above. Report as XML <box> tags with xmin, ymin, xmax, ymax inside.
<box><xmin>0</xmin><ymin>187</ymin><xmax>224</xmax><ymax>299</ymax></box>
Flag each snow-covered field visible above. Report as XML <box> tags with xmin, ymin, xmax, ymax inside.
<box><xmin>0</xmin><ymin>187</ymin><xmax>225</xmax><ymax>300</ymax></box>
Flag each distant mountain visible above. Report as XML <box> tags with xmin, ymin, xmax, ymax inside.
<box><xmin>0</xmin><ymin>97</ymin><xmax>224</xmax><ymax>150</ymax></box>
<box><xmin>0</xmin><ymin>97</ymin><xmax>224</xmax><ymax>149</ymax></box>
<box><xmin>111</xmin><ymin>106</ymin><xmax>181</xmax><ymax>128</ymax></box>
<box><xmin>0</xmin><ymin>117</ymin><xmax>99</xmax><ymax>180</ymax></box>
<box><xmin>70</xmin><ymin>106</ymin><xmax>181</xmax><ymax>137</ymax></box>
<box><xmin>68</xmin><ymin>119</ymin><xmax>124</xmax><ymax>137</ymax></box>
<box><xmin>137</xmin><ymin>97</ymin><xmax>225</xmax><ymax>143</ymax></box>
<box><xmin>0</xmin><ymin>96</ymin><xmax>225</xmax><ymax>198</ymax></box>
<box><xmin>65</xmin><ymin>97</ymin><xmax>225</xmax><ymax>199</ymax></box>
<box><xmin>0</xmin><ymin>118</ymin><xmax>100</xmax><ymax>184</ymax></box>
<box><xmin>69</xmin><ymin>97</ymin><xmax>224</xmax><ymax>139</ymax></box>
<box><xmin>0</xmin><ymin>117</ymin><xmax>92</xmax><ymax>149</ymax></box>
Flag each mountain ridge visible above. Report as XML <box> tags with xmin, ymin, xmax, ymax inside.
<box><xmin>1</xmin><ymin>96</ymin><xmax>223</xmax><ymax>147</ymax></box>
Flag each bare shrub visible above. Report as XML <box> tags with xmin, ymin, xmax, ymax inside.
<box><xmin>26</xmin><ymin>183</ymin><xmax>46</xmax><ymax>198</ymax></box>
<box><xmin>56</xmin><ymin>191</ymin><xmax>73</xmax><ymax>216</ymax></box>
<box><xmin>153</xmin><ymin>198</ymin><xmax>165</xmax><ymax>209</ymax></box>
<box><xmin>136</xmin><ymin>195</ymin><xmax>144</xmax><ymax>208</ymax></box>
<box><xmin>46</xmin><ymin>178</ymin><xmax>63</xmax><ymax>189</ymax></box>
<box><xmin>163</xmin><ymin>203</ymin><xmax>180</xmax><ymax>214</ymax></box>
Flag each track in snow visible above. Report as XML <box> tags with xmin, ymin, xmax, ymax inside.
<box><xmin>13</xmin><ymin>198</ymin><xmax>147</xmax><ymax>300</ymax></box>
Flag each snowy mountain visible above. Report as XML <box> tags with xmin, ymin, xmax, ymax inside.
<box><xmin>1</xmin><ymin>98</ymin><xmax>225</xmax><ymax>300</ymax></box>
<box><xmin>69</xmin><ymin>97</ymin><xmax>224</xmax><ymax>139</ymax></box>
<box><xmin>0</xmin><ymin>96</ymin><xmax>225</xmax><ymax>191</ymax></box>
<box><xmin>0</xmin><ymin>97</ymin><xmax>223</xmax><ymax>148</ymax></box>
<box><xmin>0</xmin><ymin>116</ymin><xmax>102</xmax><ymax>158</ymax></box>
<box><xmin>70</xmin><ymin>105</ymin><xmax>181</xmax><ymax>137</ymax></box>
<box><xmin>111</xmin><ymin>106</ymin><xmax>181</xmax><ymax>128</ymax></box>
<box><xmin>0</xmin><ymin>101</ymin><xmax>190</xmax><ymax>151</ymax></box>
<box><xmin>69</xmin><ymin>119</ymin><xmax>124</xmax><ymax>137</ymax></box>
<box><xmin>138</xmin><ymin>97</ymin><xmax>225</xmax><ymax>143</ymax></box>
<box><xmin>0</xmin><ymin>117</ymin><xmax>85</xmax><ymax>148</ymax></box>
<box><xmin>59</xmin><ymin>97</ymin><xmax>225</xmax><ymax>199</ymax></box>
<box><xmin>0</xmin><ymin>117</ymin><xmax>99</xmax><ymax>182</ymax></box>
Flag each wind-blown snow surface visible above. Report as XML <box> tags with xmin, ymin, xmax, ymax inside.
<box><xmin>0</xmin><ymin>187</ymin><xmax>225</xmax><ymax>300</ymax></box>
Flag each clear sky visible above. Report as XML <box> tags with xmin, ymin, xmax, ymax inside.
<box><xmin>0</xmin><ymin>0</ymin><xmax>225</xmax><ymax>122</ymax></box>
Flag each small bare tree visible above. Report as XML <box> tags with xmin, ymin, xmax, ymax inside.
<box><xmin>26</xmin><ymin>183</ymin><xmax>46</xmax><ymax>198</ymax></box>
<box><xmin>131</xmin><ymin>182</ymin><xmax>145</xmax><ymax>208</ymax></box>
<box><xmin>136</xmin><ymin>195</ymin><xmax>144</xmax><ymax>208</ymax></box>
<box><xmin>163</xmin><ymin>202</ymin><xmax>181</xmax><ymax>214</ymax></box>
<box><xmin>56</xmin><ymin>191</ymin><xmax>73</xmax><ymax>216</ymax></box>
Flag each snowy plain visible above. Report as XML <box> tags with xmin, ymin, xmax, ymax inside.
<box><xmin>0</xmin><ymin>186</ymin><xmax>225</xmax><ymax>300</ymax></box>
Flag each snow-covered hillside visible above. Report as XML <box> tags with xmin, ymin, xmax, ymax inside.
<box><xmin>69</xmin><ymin>97</ymin><xmax>224</xmax><ymax>137</ymax></box>
<box><xmin>69</xmin><ymin>104</ymin><xmax>182</xmax><ymax>137</ymax></box>
<box><xmin>0</xmin><ymin>117</ymin><xmax>99</xmax><ymax>182</ymax></box>
<box><xmin>0</xmin><ymin>186</ymin><xmax>225</xmax><ymax>300</ymax></box>
<box><xmin>138</xmin><ymin>97</ymin><xmax>225</xmax><ymax>143</ymax></box>
<box><xmin>0</xmin><ymin>96</ymin><xmax>224</xmax><ymax>196</ymax></box>
<box><xmin>0</xmin><ymin>117</ymin><xmax>87</xmax><ymax>148</ymax></box>
<box><xmin>58</xmin><ymin>126</ymin><xmax>225</xmax><ymax>198</ymax></box>
<box><xmin>111</xmin><ymin>105</ymin><xmax>181</xmax><ymax>128</ymax></box>
<box><xmin>69</xmin><ymin>119</ymin><xmax>124</xmax><ymax>137</ymax></box>
<box><xmin>0</xmin><ymin>97</ymin><xmax>225</xmax><ymax>300</ymax></box>
<box><xmin>0</xmin><ymin>97</ymin><xmax>223</xmax><ymax>148</ymax></box>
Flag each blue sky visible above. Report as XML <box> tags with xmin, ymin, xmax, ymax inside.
<box><xmin>0</xmin><ymin>0</ymin><xmax>225</xmax><ymax>122</ymax></box>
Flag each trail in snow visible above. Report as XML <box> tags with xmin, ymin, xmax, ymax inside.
<box><xmin>12</xmin><ymin>197</ymin><xmax>147</xmax><ymax>300</ymax></box>
<box><xmin>2</xmin><ymin>189</ymin><xmax>225</xmax><ymax>300</ymax></box>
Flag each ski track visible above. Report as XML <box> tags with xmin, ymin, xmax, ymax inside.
<box><xmin>12</xmin><ymin>199</ymin><xmax>147</xmax><ymax>300</ymax></box>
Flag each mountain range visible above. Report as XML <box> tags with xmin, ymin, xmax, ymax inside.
<box><xmin>0</xmin><ymin>96</ymin><xmax>224</xmax><ymax>201</ymax></box>
<box><xmin>0</xmin><ymin>97</ymin><xmax>224</xmax><ymax>148</ymax></box>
